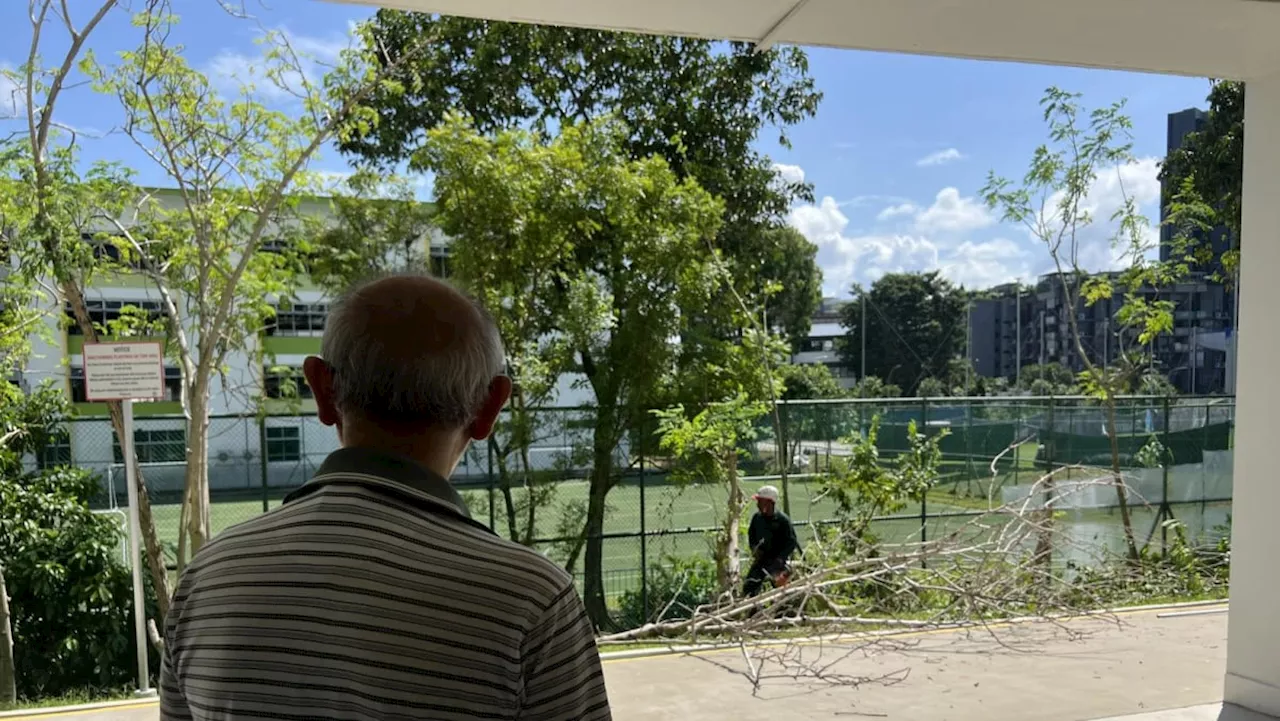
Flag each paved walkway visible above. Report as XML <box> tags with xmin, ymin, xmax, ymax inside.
<box><xmin>5</xmin><ymin>606</ymin><xmax>1233</xmax><ymax>721</ymax></box>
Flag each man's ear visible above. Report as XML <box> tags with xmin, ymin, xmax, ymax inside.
<box><xmin>302</xmin><ymin>356</ymin><xmax>341</xmax><ymax>427</ymax></box>
<box><xmin>468</xmin><ymin>376</ymin><xmax>513</xmax><ymax>441</ymax></box>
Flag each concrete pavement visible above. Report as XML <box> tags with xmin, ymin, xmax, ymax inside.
<box><xmin>4</xmin><ymin>606</ymin><xmax>1232</xmax><ymax>721</ymax></box>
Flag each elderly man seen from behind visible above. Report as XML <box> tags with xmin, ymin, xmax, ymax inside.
<box><xmin>158</xmin><ymin>273</ymin><xmax>612</xmax><ymax>721</ymax></box>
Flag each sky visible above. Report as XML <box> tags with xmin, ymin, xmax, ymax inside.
<box><xmin>0</xmin><ymin>0</ymin><xmax>1216</xmax><ymax>300</ymax></box>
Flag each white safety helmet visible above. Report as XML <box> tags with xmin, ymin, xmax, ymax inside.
<box><xmin>753</xmin><ymin>485</ymin><xmax>780</xmax><ymax>503</ymax></box>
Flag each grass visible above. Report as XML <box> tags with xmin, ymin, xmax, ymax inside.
<box><xmin>0</xmin><ymin>688</ymin><xmax>136</xmax><ymax>712</ymax></box>
<box><xmin>104</xmin><ymin>438</ymin><xmax>1229</xmax><ymax>604</ymax></box>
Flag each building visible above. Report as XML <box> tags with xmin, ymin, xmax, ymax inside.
<box><xmin>966</xmin><ymin>271</ymin><xmax>1231</xmax><ymax>394</ymax></box>
<box><xmin>1160</xmin><ymin>108</ymin><xmax>1234</xmax><ymax>272</ymax></box>
<box><xmin>967</xmin><ymin>283</ymin><xmax>1037</xmax><ymax>382</ymax></box>
<box><xmin>16</xmin><ymin>189</ymin><xmax>593</xmax><ymax>498</ymax></box>
<box><xmin>1159</xmin><ymin>106</ymin><xmax>1238</xmax><ymax>393</ymax></box>
<box><xmin>965</xmin><ymin>107</ymin><xmax>1237</xmax><ymax>395</ymax></box>
<box><xmin>790</xmin><ymin>296</ymin><xmax>855</xmax><ymax>387</ymax></box>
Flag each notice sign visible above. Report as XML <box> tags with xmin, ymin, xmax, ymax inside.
<box><xmin>83</xmin><ymin>342</ymin><xmax>165</xmax><ymax>401</ymax></box>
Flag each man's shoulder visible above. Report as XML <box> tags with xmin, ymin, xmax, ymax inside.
<box><xmin>189</xmin><ymin>485</ymin><xmax>573</xmax><ymax>592</ymax></box>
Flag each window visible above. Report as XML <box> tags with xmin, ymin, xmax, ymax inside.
<box><xmin>263</xmin><ymin>366</ymin><xmax>313</xmax><ymax>399</ymax></box>
<box><xmin>70</xmin><ymin>366</ymin><xmax>85</xmax><ymax>402</ymax></box>
<box><xmin>71</xmin><ymin>366</ymin><xmax>180</xmax><ymax>402</ymax></box>
<box><xmin>82</xmin><ymin>232</ymin><xmax>153</xmax><ymax>270</ymax></box>
<box><xmin>162</xmin><ymin>366</ymin><xmax>181</xmax><ymax>401</ymax></box>
<box><xmin>113</xmin><ymin>428</ymin><xmax>186</xmax><ymax>464</ymax></box>
<box><xmin>429</xmin><ymin>248</ymin><xmax>451</xmax><ymax>279</ymax></box>
<box><xmin>66</xmin><ymin>300</ymin><xmax>162</xmax><ymax>335</ymax></box>
<box><xmin>797</xmin><ymin>337</ymin><xmax>838</xmax><ymax>353</ymax></box>
<box><xmin>266</xmin><ymin>303</ymin><xmax>327</xmax><ymax>336</ymax></box>
<box><xmin>37</xmin><ymin>432</ymin><xmax>72</xmax><ymax>469</ymax></box>
<box><xmin>265</xmin><ymin>426</ymin><xmax>301</xmax><ymax>462</ymax></box>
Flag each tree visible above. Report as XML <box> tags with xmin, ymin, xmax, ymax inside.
<box><xmin>420</xmin><ymin>116</ymin><xmax>723</xmax><ymax>627</ymax></box>
<box><xmin>917</xmin><ymin>377</ymin><xmax>948</xmax><ymax>398</ymax></box>
<box><xmin>655</xmin><ymin>395</ymin><xmax>769</xmax><ymax>593</ymax></box>
<box><xmin>758</xmin><ymin>226</ymin><xmax>823</xmax><ymax>346</ymax></box>
<box><xmin>839</xmin><ymin>273</ymin><xmax>967</xmax><ymax>394</ymax></box>
<box><xmin>1158</xmin><ymin>80</ymin><xmax>1242</xmax><ymax>279</ymax></box>
<box><xmin>339</xmin><ymin>12</ymin><xmax>824</xmax><ymax>342</ymax></box>
<box><xmin>1017</xmin><ymin>362</ymin><xmax>1078</xmax><ymax>394</ymax></box>
<box><xmin>983</xmin><ymin>88</ymin><xmax>1189</xmax><ymax>561</ymax></box>
<box><xmin>3</xmin><ymin>0</ymin><xmax>174</xmax><ymax>613</ymax></box>
<box><xmin>307</xmin><ymin>171</ymin><xmax>438</xmax><ymax>289</ymax></box>
<box><xmin>850</xmin><ymin>376</ymin><xmax>903</xmax><ymax>399</ymax></box>
<box><xmin>0</xmin><ymin>561</ymin><xmax>12</xmax><ymax>705</ymax></box>
<box><xmin>780</xmin><ymin>363</ymin><xmax>845</xmax><ymax>401</ymax></box>
<box><xmin>76</xmin><ymin>4</ymin><xmax>447</xmax><ymax>569</ymax></box>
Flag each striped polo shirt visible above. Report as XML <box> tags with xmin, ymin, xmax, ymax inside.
<box><xmin>159</xmin><ymin>447</ymin><xmax>612</xmax><ymax>721</ymax></box>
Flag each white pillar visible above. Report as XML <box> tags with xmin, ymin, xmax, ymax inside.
<box><xmin>1226</xmin><ymin>72</ymin><xmax>1280</xmax><ymax>718</ymax></box>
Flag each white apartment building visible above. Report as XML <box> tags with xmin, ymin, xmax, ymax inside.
<box><xmin>15</xmin><ymin>189</ymin><xmax>594</xmax><ymax>498</ymax></box>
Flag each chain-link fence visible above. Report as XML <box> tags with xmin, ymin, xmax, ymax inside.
<box><xmin>61</xmin><ymin>395</ymin><xmax>1234</xmax><ymax>615</ymax></box>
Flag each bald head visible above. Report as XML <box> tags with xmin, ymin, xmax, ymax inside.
<box><xmin>317</xmin><ymin>274</ymin><xmax>505</xmax><ymax>430</ymax></box>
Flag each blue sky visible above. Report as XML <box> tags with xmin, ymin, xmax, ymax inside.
<box><xmin>1</xmin><ymin>1</ymin><xmax>1214</xmax><ymax>299</ymax></box>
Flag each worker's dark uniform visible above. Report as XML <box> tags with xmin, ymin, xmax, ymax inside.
<box><xmin>743</xmin><ymin>510</ymin><xmax>800</xmax><ymax>597</ymax></box>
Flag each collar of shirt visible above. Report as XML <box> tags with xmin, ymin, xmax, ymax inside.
<box><xmin>284</xmin><ymin>447</ymin><xmax>491</xmax><ymax>533</ymax></box>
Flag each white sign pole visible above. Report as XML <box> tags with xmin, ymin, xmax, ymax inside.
<box><xmin>82</xmin><ymin>341</ymin><xmax>164</xmax><ymax>696</ymax></box>
<box><xmin>121</xmin><ymin>398</ymin><xmax>151</xmax><ymax>695</ymax></box>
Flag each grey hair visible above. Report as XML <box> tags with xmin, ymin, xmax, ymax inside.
<box><xmin>320</xmin><ymin>273</ymin><xmax>505</xmax><ymax>428</ymax></box>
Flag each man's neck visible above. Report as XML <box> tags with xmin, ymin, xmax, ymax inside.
<box><xmin>339</xmin><ymin>424</ymin><xmax>461</xmax><ymax>480</ymax></box>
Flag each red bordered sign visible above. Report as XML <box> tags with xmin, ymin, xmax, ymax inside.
<box><xmin>83</xmin><ymin>341</ymin><xmax>165</xmax><ymax>402</ymax></box>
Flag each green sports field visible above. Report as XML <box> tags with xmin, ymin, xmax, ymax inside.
<box><xmin>103</xmin><ymin>441</ymin><xmax>1034</xmax><ymax>600</ymax></box>
<box><xmin>102</xmin><ymin>439</ymin><xmax>1229</xmax><ymax>602</ymax></box>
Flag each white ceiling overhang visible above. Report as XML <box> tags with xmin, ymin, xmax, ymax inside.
<box><xmin>337</xmin><ymin>0</ymin><xmax>1280</xmax><ymax>79</ymax></box>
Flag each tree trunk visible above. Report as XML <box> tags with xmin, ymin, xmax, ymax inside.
<box><xmin>518</xmin><ymin>429</ymin><xmax>537</xmax><ymax>544</ymax></box>
<box><xmin>491</xmin><ymin>441</ymin><xmax>520</xmax><ymax>542</ymax></box>
<box><xmin>717</xmin><ymin>451</ymin><xmax>744</xmax><ymax>593</ymax></box>
<box><xmin>0</xmin><ymin>563</ymin><xmax>15</xmax><ymax>705</ymax></box>
<box><xmin>582</xmin><ymin>469</ymin><xmax>612</xmax><ymax>630</ymax></box>
<box><xmin>106</xmin><ymin>402</ymin><xmax>172</xmax><ymax>619</ymax></box>
<box><xmin>178</xmin><ymin>390</ymin><xmax>212</xmax><ymax>570</ymax></box>
<box><xmin>1032</xmin><ymin>475</ymin><xmax>1054</xmax><ymax>571</ymax></box>
<box><xmin>1105</xmin><ymin>401</ymin><xmax>1140</xmax><ymax>561</ymax></box>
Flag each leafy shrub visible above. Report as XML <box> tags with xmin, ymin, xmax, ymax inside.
<box><xmin>617</xmin><ymin>555</ymin><xmax>719</xmax><ymax>629</ymax></box>
<box><xmin>1</xmin><ymin>384</ymin><xmax>156</xmax><ymax>699</ymax></box>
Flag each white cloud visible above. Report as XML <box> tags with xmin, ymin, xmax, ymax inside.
<box><xmin>772</xmin><ymin>163</ymin><xmax>805</xmax><ymax>185</ymax></box>
<box><xmin>789</xmin><ymin>196</ymin><xmax>942</xmax><ymax>295</ymax></box>
<box><xmin>913</xmin><ymin>187</ymin><xmax>995</xmax><ymax>234</ymax></box>
<box><xmin>0</xmin><ymin>64</ymin><xmax>24</xmax><ymax>118</ymax></box>
<box><xmin>916</xmin><ymin>148</ymin><xmax>965</xmax><ymax>167</ymax></box>
<box><xmin>876</xmin><ymin>202</ymin><xmax>919</xmax><ymax>222</ymax></box>
<box><xmin>207</xmin><ymin>27</ymin><xmax>351</xmax><ymax>102</ymax></box>
<box><xmin>790</xmin><ymin>157</ymin><xmax>1163</xmax><ymax>296</ymax></box>
<box><xmin>1038</xmin><ymin>156</ymin><xmax>1162</xmax><ymax>273</ymax></box>
<box><xmin>938</xmin><ymin>238</ymin><xmax>1033</xmax><ymax>289</ymax></box>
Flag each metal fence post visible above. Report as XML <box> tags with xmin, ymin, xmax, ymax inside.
<box><xmin>779</xmin><ymin>402</ymin><xmax>791</xmax><ymax>516</ymax></box>
<box><xmin>1161</xmin><ymin>395</ymin><xmax>1172</xmax><ymax>555</ymax></box>
<box><xmin>1013</xmin><ymin>401</ymin><xmax>1022</xmax><ymax>488</ymax></box>
<box><xmin>258</xmin><ymin>416</ymin><xmax>269</xmax><ymax>513</ymax></box>
<box><xmin>920</xmin><ymin>397</ymin><xmax>929</xmax><ymax>568</ymax></box>
<box><xmin>487</xmin><ymin>438</ymin><xmax>496</xmax><ymax>532</ymax></box>
<box><xmin>1046</xmin><ymin>396</ymin><xmax>1055</xmax><ymax>472</ymax></box>
<box><xmin>639</xmin><ymin>419</ymin><xmax>648</xmax><ymax>617</ymax></box>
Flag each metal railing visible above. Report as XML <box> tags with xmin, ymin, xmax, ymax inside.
<box><xmin>58</xmin><ymin>395</ymin><xmax>1235</xmax><ymax>614</ymax></box>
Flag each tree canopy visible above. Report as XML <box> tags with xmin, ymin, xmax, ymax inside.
<box><xmin>1158</xmin><ymin>80</ymin><xmax>1242</xmax><ymax>279</ymax></box>
<box><xmin>838</xmin><ymin>272</ymin><xmax>968</xmax><ymax>395</ymax></box>
<box><xmin>339</xmin><ymin>12</ymin><xmax>824</xmax><ymax>338</ymax></box>
<box><xmin>420</xmin><ymin>114</ymin><xmax>724</xmax><ymax>627</ymax></box>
